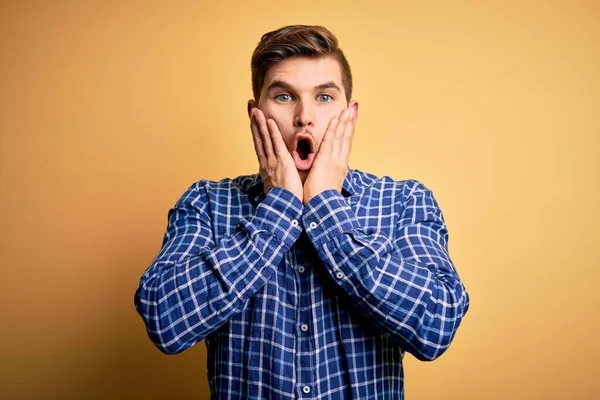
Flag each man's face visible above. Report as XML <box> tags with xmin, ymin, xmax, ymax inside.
<box><xmin>249</xmin><ymin>56</ymin><xmax>358</xmax><ymax>182</ymax></box>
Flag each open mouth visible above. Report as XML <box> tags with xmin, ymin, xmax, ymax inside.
<box><xmin>297</xmin><ymin>139</ymin><xmax>311</xmax><ymax>160</ymax></box>
<box><xmin>292</xmin><ymin>137</ymin><xmax>315</xmax><ymax>171</ymax></box>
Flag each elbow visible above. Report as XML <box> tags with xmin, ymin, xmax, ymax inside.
<box><xmin>138</xmin><ymin>309</ymin><xmax>193</xmax><ymax>356</ymax></box>
<box><xmin>411</xmin><ymin>335</ymin><xmax>453</xmax><ymax>362</ymax></box>
<box><xmin>134</xmin><ymin>288</ymin><xmax>193</xmax><ymax>356</ymax></box>
<box><xmin>412</xmin><ymin>290</ymin><xmax>470</xmax><ymax>362</ymax></box>
<box><xmin>150</xmin><ymin>333</ymin><xmax>187</xmax><ymax>356</ymax></box>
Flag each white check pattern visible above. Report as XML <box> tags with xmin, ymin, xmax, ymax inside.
<box><xmin>134</xmin><ymin>168</ymin><xmax>469</xmax><ymax>399</ymax></box>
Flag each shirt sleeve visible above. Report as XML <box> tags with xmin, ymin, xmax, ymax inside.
<box><xmin>301</xmin><ymin>179</ymin><xmax>469</xmax><ymax>361</ymax></box>
<box><xmin>134</xmin><ymin>182</ymin><xmax>303</xmax><ymax>355</ymax></box>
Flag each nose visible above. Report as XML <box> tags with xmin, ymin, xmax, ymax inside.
<box><xmin>293</xmin><ymin>100</ymin><xmax>314</xmax><ymax>128</ymax></box>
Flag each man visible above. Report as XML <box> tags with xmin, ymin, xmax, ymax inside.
<box><xmin>134</xmin><ymin>25</ymin><xmax>469</xmax><ymax>399</ymax></box>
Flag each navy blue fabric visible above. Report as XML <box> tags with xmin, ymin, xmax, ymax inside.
<box><xmin>134</xmin><ymin>168</ymin><xmax>469</xmax><ymax>399</ymax></box>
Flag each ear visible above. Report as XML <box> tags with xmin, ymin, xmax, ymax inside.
<box><xmin>348</xmin><ymin>100</ymin><xmax>359</xmax><ymax>122</ymax></box>
<box><xmin>247</xmin><ymin>99</ymin><xmax>257</xmax><ymax>119</ymax></box>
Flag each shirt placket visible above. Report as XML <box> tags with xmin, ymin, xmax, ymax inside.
<box><xmin>294</xmin><ymin>239</ymin><xmax>316</xmax><ymax>398</ymax></box>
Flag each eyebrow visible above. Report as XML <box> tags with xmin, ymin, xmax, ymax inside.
<box><xmin>266</xmin><ymin>80</ymin><xmax>341</xmax><ymax>93</ymax></box>
<box><xmin>315</xmin><ymin>82</ymin><xmax>342</xmax><ymax>92</ymax></box>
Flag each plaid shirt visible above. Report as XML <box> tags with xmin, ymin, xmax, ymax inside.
<box><xmin>134</xmin><ymin>168</ymin><xmax>469</xmax><ymax>399</ymax></box>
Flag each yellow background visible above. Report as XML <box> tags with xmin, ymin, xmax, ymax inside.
<box><xmin>1</xmin><ymin>1</ymin><xmax>598</xmax><ymax>399</ymax></box>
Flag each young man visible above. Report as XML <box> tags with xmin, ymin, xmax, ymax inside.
<box><xmin>134</xmin><ymin>25</ymin><xmax>469</xmax><ymax>399</ymax></box>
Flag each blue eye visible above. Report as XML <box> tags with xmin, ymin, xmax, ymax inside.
<box><xmin>276</xmin><ymin>94</ymin><xmax>292</xmax><ymax>102</ymax></box>
<box><xmin>318</xmin><ymin>94</ymin><xmax>332</xmax><ymax>103</ymax></box>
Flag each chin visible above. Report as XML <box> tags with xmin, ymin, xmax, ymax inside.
<box><xmin>299</xmin><ymin>170</ymin><xmax>309</xmax><ymax>183</ymax></box>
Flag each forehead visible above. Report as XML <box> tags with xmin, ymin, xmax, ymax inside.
<box><xmin>263</xmin><ymin>56</ymin><xmax>343</xmax><ymax>90</ymax></box>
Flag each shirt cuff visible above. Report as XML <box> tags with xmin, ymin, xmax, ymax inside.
<box><xmin>301</xmin><ymin>189</ymin><xmax>360</xmax><ymax>248</ymax></box>
<box><xmin>249</xmin><ymin>187</ymin><xmax>304</xmax><ymax>250</ymax></box>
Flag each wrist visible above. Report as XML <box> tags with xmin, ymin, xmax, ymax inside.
<box><xmin>303</xmin><ymin>187</ymin><xmax>330</xmax><ymax>205</ymax></box>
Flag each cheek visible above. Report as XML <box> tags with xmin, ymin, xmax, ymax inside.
<box><xmin>261</xmin><ymin>107</ymin><xmax>295</xmax><ymax>148</ymax></box>
<box><xmin>314</xmin><ymin>108</ymin><xmax>344</xmax><ymax>145</ymax></box>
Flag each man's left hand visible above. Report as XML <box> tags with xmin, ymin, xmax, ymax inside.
<box><xmin>303</xmin><ymin>106</ymin><xmax>356</xmax><ymax>205</ymax></box>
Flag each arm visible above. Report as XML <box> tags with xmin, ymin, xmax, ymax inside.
<box><xmin>134</xmin><ymin>182</ymin><xmax>303</xmax><ymax>354</ymax></box>
<box><xmin>302</xmin><ymin>180</ymin><xmax>469</xmax><ymax>361</ymax></box>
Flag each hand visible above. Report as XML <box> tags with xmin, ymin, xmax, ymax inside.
<box><xmin>303</xmin><ymin>106</ymin><xmax>356</xmax><ymax>205</ymax></box>
<box><xmin>250</xmin><ymin>107</ymin><xmax>303</xmax><ymax>202</ymax></box>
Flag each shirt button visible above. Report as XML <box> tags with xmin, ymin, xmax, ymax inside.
<box><xmin>298</xmin><ymin>266</ymin><xmax>305</xmax><ymax>273</ymax></box>
<box><xmin>309</xmin><ymin>222</ymin><xmax>317</xmax><ymax>229</ymax></box>
<box><xmin>336</xmin><ymin>271</ymin><xmax>344</xmax><ymax>279</ymax></box>
<box><xmin>291</xmin><ymin>219</ymin><xmax>299</xmax><ymax>227</ymax></box>
<box><xmin>302</xmin><ymin>385</ymin><xmax>311</xmax><ymax>394</ymax></box>
<box><xmin>301</xmin><ymin>324</ymin><xmax>309</xmax><ymax>332</ymax></box>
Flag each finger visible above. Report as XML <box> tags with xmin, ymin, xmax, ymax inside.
<box><xmin>255</xmin><ymin>109</ymin><xmax>274</xmax><ymax>158</ymax></box>
<box><xmin>250</xmin><ymin>111</ymin><xmax>266</xmax><ymax>161</ymax></box>
<box><xmin>342</xmin><ymin>108</ymin><xmax>356</xmax><ymax>152</ymax></box>
<box><xmin>320</xmin><ymin>116</ymin><xmax>339</xmax><ymax>152</ymax></box>
<box><xmin>341</xmin><ymin>129</ymin><xmax>354</xmax><ymax>163</ymax></box>
<box><xmin>333</xmin><ymin>108</ymin><xmax>351</xmax><ymax>152</ymax></box>
<box><xmin>267</xmin><ymin>119</ymin><xmax>289</xmax><ymax>158</ymax></box>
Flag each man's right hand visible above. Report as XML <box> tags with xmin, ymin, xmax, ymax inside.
<box><xmin>250</xmin><ymin>108</ymin><xmax>303</xmax><ymax>202</ymax></box>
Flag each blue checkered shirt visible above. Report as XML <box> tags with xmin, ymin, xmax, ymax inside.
<box><xmin>134</xmin><ymin>168</ymin><xmax>469</xmax><ymax>399</ymax></box>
